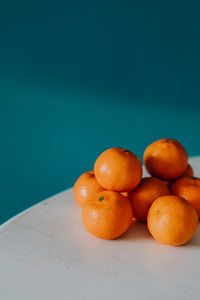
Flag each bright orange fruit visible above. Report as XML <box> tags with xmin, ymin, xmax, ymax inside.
<box><xmin>130</xmin><ymin>177</ymin><xmax>170</xmax><ymax>221</ymax></box>
<box><xmin>82</xmin><ymin>190</ymin><xmax>133</xmax><ymax>239</ymax></box>
<box><xmin>171</xmin><ymin>176</ymin><xmax>200</xmax><ymax>218</ymax></box>
<box><xmin>147</xmin><ymin>195</ymin><xmax>198</xmax><ymax>246</ymax></box>
<box><xmin>143</xmin><ymin>138</ymin><xmax>188</xmax><ymax>180</ymax></box>
<box><xmin>94</xmin><ymin>147</ymin><xmax>142</xmax><ymax>192</ymax></box>
<box><xmin>73</xmin><ymin>171</ymin><xmax>104</xmax><ymax>207</ymax></box>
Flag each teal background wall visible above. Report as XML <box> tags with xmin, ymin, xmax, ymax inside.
<box><xmin>0</xmin><ymin>1</ymin><xmax>200</xmax><ymax>224</ymax></box>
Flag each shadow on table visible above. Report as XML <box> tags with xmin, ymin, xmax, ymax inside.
<box><xmin>119</xmin><ymin>220</ymin><xmax>200</xmax><ymax>248</ymax></box>
<box><xmin>119</xmin><ymin>220</ymin><xmax>152</xmax><ymax>242</ymax></box>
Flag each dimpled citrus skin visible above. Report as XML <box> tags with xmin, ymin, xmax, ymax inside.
<box><xmin>82</xmin><ymin>190</ymin><xmax>133</xmax><ymax>239</ymax></box>
<box><xmin>147</xmin><ymin>195</ymin><xmax>198</xmax><ymax>246</ymax></box>
<box><xmin>94</xmin><ymin>147</ymin><xmax>142</xmax><ymax>192</ymax></box>
<box><xmin>143</xmin><ymin>139</ymin><xmax>188</xmax><ymax>180</ymax></box>
<box><xmin>73</xmin><ymin>171</ymin><xmax>104</xmax><ymax>208</ymax></box>
<box><xmin>130</xmin><ymin>177</ymin><xmax>170</xmax><ymax>221</ymax></box>
<box><xmin>171</xmin><ymin>177</ymin><xmax>200</xmax><ymax>218</ymax></box>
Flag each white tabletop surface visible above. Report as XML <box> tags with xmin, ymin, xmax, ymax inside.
<box><xmin>1</xmin><ymin>157</ymin><xmax>200</xmax><ymax>300</ymax></box>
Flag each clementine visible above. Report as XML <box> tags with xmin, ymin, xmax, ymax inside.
<box><xmin>82</xmin><ymin>190</ymin><xmax>133</xmax><ymax>239</ymax></box>
<box><xmin>147</xmin><ymin>195</ymin><xmax>198</xmax><ymax>246</ymax></box>
<box><xmin>171</xmin><ymin>176</ymin><xmax>200</xmax><ymax>218</ymax></box>
<box><xmin>94</xmin><ymin>147</ymin><xmax>142</xmax><ymax>192</ymax></box>
<box><xmin>130</xmin><ymin>177</ymin><xmax>169</xmax><ymax>221</ymax></box>
<box><xmin>143</xmin><ymin>138</ymin><xmax>188</xmax><ymax>180</ymax></box>
<box><xmin>74</xmin><ymin>171</ymin><xmax>104</xmax><ymax>207</ymax></box>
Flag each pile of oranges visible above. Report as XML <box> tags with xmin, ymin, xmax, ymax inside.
<box><xmin>74</xmin><ymin>139</ymin><xmax>199</xmax><ymax>246</ymax></box>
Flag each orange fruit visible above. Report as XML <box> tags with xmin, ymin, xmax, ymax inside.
<box><xmin>73</xmin><ymin>171</ymin><xmax>104</xmax><ymax>207</ymax></box>
<box><xmin>171</xmin><ymin>177</ymin><xmax>200</xmax><ymax>218</ymax></box>
<box><xmin>147</xmin><ymin>195</ymin><xmax>198</xmax><ymax>246</ymax></box>
<box><xmin>181</xmin><ymin>164</ymin><xmax>194</xmax><ymax>177</ymax></box>
<box><xmin>94</xmin><ymin>147</ymin><xmax>142</xmax><ymax>192</ymax></box>
<box><xmin>143</xmin><ymin>138</ymin><xmax>188</xmax><ymax>180</ymax></box>
<box><xmin>130</xmin><ymin>177</ymin><xmax>170</xmax><ymax>221</ymax></box>
<box><xmin>82</xmin><ymin>190</ymin><xmax>133</xmax><ymax>239</ymax></box>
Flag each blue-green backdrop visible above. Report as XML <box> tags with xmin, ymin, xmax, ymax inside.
<box><xmin>1</xmin><ymin>1</ymin><xmax>200</xmax><ymax>224</ymax></box>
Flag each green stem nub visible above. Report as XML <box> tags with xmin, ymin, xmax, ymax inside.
<box><xmin>99</xmin><ymin>196</ymin><xmax>104</xmax><ymax>201</ymax></box>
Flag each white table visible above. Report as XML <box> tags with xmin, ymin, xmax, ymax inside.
<box><xmin>1</xmin><ymin>157</ymin><xmax>200</xmax><ymax>300</ymax></box>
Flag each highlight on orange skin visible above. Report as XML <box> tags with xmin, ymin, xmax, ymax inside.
<box><xmin>73</xmin><ymin>171</ymin><xmax>104</xmax><ymax>208</ymax></box>
<box><xmin>147</xmin><ymin>195</ymin><xmax>198</xmax><ymax>246</ymax></box>
<box><xmin>143</xmin><ymin>138</ymin><xmax>188</xmax><ymax>180</ymax></box>
<box><xmin>94</xmin><ymin>147</ymin><xmax>142</xmax><ymax>192</ymax></box>
<box><xmin>82</xmin><ymin>190</ymin><xmax>133</xmax><ymax>240</ymax></box>
<box><xmin>130</xmin><ymin>177</ymin><xmax>170</xmax><ymax>221</ymax></box>
<box><xmin>171</xmin><ymin>176</ymin><xmax>200</xmax><ymax>218</ymax></box>
<box><xmin>121</xmin><ymin>192</ymin><xmax>131</xmax><ymax>199</ymax></box>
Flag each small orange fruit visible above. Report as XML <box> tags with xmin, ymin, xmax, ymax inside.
<box><xmin>94</xmin><ymin>147</ymin><xmax>142</xmax><ymax>192</ymax></box>
<box><xmin>143</xmin><ymin>138</ymin><xmax>188</xmax><ymax>180</ymax></box>
<box><xmin>171</xmin><ymin>176</ymin><xmax>200</xmax><ymax>218</ymax></box>
<box><xmin>147</xmin><ymin>195</ymin><xmax>198</xmax><ymax>246</ymax></box>
<box><xmin>130</xmin><ymin>177</ymin><xmax>170</xmax><ymax>221</ymax></box>
<box><xmin>181</xmin><ymin>164</ymin><xmax>194</xmax><ymax>177</ymax></box>
<box><xmin>82</xmin><ymin>190</ymin><xmax>133</xmax><ymax>239</ymax></box>
<box><xmin>74</xmin><ymin>171</ymin><xmax>104</xmax><ymax>207</ymax></box>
